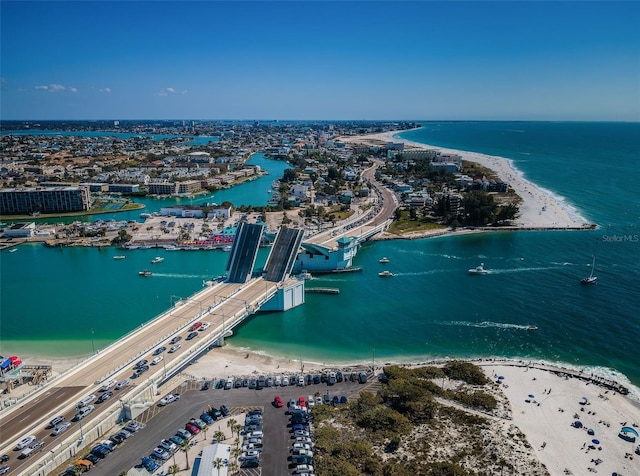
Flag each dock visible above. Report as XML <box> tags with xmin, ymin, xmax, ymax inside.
<box><xmin>305</xmin><ymin>287</ymin><xmax>340</xmax><ymax>294</ymax></box>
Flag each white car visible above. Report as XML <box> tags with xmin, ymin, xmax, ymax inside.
<box><xmin>282</xmin><ymin>376</ymin><xmax>290</xmax><ymax>386</ymax></box>
<box><xmin>296</xmin><ymin>464</ymin><xmax>315</xmax><ymax>473</ymax></box>
<box><xmin>297</xmin><ymin>376</ymin><xmax>305</xmax><ymax>386</ymax></box>
<box><xmin>199</xmin><ymin>322</ymin><xmax>210</xmax><ymax>330</ymax></box>
<box><xmin>74</xmin><ymin>405</ymin><xmax>95</xmax><ymax>421</ymax></box>
<box><xmin>240</xmin><ymin>450</ymin><xmax>260</xmax><ymax>460</ymax></box>
<box><xmin>159</xmin><ymin>438</ymin><xmax>177</xmax><ymax>453</ymax></box>
<box><xmin>292</xmin><ymin>442</ymin><xmax>312</xmax><ymax>452</ymax></box>
<box><xmin>159</xmin><ymin>394</ymin><xmax>179</xmax><ymax>406</ymax></box>
<box><xmin>315</xmin><ymin>396</ymin><xmax>323</xmax><ymax>405</ymax></box>
<box><xmin>152</xmin><ymin>446</ymin><xmax>171</xmax><ymax>460</ymax></box>
<box><xmin>77</xmin><ymin>394</ymin><xmax>96</xmax><ymax>407</ymax></box>
<box><xmin>115</xmin><ymin>379</ymin><xmax>129</xmax><ymax>390</ymax></box>
<box><xmin>169</xmin><ymin>344</ymin><xmax>181</xmax><ymax>353</ymax></box>
<box><xmin>52</xmin><ymin>422</ymin><xmax>71</xmax><ymax>436</ymax></box>
<box><xmin>99</xmin><ymin>379</ymin><xmax>116</xmax><ymax>391</ymax></box>
<box><xmin>307</xmin><ymin>395</ymin><xmax>315</xmax><ymax>407</ymax></box>
<box><xmin>151</xmin><ymin>356</ymin><xmax>163</xmax><ymax>365</ymax></box>
<box><xmin>16</xmin><ymin>435</ymin><xmax>36</xmax><ymax>450</ymax></box>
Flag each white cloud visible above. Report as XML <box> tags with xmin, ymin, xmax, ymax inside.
<box><xmin>34</xmin><ymin>83</ymin><xmax>68</xmax><ymax>92</ymax></box>
<box><xmin>157</xmin><ymin>87</ymin><xmax>179</xmax><ymax>96</ymax></box>
<box><xmin>100</xmin><ymin>87</ymin><xmax>111</xmax><ymax>93</ymax></box>
<box><xmin>69</xmin><ymin>87</ymin><xmax>78</xmax><ymax>93</ymax></box>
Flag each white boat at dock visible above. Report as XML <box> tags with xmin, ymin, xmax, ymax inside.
<box><xmin>151</xmin><ymin>256</ymin><xmax>164</xmax><ymax>264</ymax></box>
<box><xmin>468</xmin><ymin>263</ymin><xmax>489</xmax><ymax>275</ymax></box>
<box><xmin>9</xmin><ymin>248</ymin><xmax>18</xmax><ymax>253</ymax></box>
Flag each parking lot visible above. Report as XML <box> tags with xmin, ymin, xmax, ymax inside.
<box><xmin>70</xmin><ymin>372</ymin><xmax>373</xmax><ymax>476</ymax></box>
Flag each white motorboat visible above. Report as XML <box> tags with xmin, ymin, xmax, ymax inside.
<box><xmin>113</xmin><ymin>255</ymin><xmax>126</xmax><ymax>260</ymax></box>
<box><xmin>151</xmin><ymin>256</ymin><xmax>164</xmax><ymax>264</ymax></box>
<box><xmin>468</xmin><ymin>263</ymin><xmax>489</xmax><ymax>275</ymax></box>
<box><xmin>379</xmin><ymin>257</ymin><xmax>390</xmax><ymax>263</ymax></box>
<box><xmin>378</xmin><ymin>270</ymin><xmax>394</xmax><ymax>277</ymax></box>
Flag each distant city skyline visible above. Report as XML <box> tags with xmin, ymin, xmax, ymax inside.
<box><xmin>1</xmin><ymin>1</ymin><xmax>639</xmax><ymax>121</ymax></box>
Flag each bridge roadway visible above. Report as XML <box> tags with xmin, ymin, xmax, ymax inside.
<box><xmin>0</xmin><ymin>276</ymin><xmax>283</xmax><ymax>475</ymax></box>
<box><xmin>307</xmin><ymin>159</ymin><xmax>397</xmax><ymax>248</ymax></box>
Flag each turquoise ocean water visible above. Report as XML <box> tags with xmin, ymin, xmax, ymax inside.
<box><xmin>1</xmin><ymin>123</ymin><xmax>639</xmax><ymax>394</ymax></box>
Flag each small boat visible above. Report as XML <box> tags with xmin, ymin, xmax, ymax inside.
<box><xmin>151</xmin><ymin>256</ymin><xmax>164</xmax><ymax>264</ymax></box>
<box><xmin>379</xmin><ymin>257</ymin><xmax>390</xmax><ymax>263</ymax></box>
<box><xmin>222</xmin><ymin>245</ymin><xmax>232</xmax><ymax>252</ymax></box>
<box><xmin>298</xmin><ymin>270</ymin><xmax>313</xmax><ymax>280</ymax></box>
<box><xmin>581</xmin><ymin>256</ymin><xmax>597</xmax><ymax>285</ymax></box>
<box><xmin>527</xmin><ymin>325</ymin><xmax>538</xmax><ymax>331</ymax></box>
<box><xmin>139</xmin><ymin>270</ymin><xmax>152</xmax><ymax>277</ymax></box>
<box><xmin>468</xmin><ymin>263</ymin><xmax>489</xmax><ymax>275</ymax></box>
<box><xmin>9</xmin><ymin>248</ymin><xmax>17</xmax><ymax>253</ymax></box>
<box><xmin>113</xmin><ymin>255</ymin><xmax>126</xmax><ymax>260</ymax></box>
<box><xmin>378</xmin><ymin>270</ymin><xmax>394</xmax><ymax>277</ymax></box>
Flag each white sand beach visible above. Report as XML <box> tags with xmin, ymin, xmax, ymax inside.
<box><xmin>183</xmin><ymin>347</ymin><xmax>640</xmax><ymax>475</ymax></box>
<box><xmin>338</xmin><ymin>130</ymin><xmax>594</xmax><ymax>230</ymax></box>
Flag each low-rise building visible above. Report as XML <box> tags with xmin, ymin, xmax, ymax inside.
<box><xmin>2</xmin><ymin>222</ymin><xmax>36</xmax><ymax>237</ymax></box>
<box><xmin>148</xmin><ymin>182</ymin><xmax>178</xmax><ymax>195</ymax></box>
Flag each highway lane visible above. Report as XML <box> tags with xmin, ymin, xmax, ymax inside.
<box><xmin>0</xmin><ymin>278</ymin><xmax>280</xmax><ymax>474</ymax></box>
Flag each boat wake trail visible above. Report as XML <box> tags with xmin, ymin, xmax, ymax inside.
<box><xmin>437</xmin><ymin>321</ymin><xmax>536</xmax><ymax>331</ymax></box>
<box><xmin>152</xmin><ymin>273</ymin><xmax>209</xmax><ymax>279</ymax></box>
<box><xmin>393</xmin><ymin>269</ymin><xmax>448</xmax><ymax>277</ymax></box>
<box><xmin>488</xmin><ymin>266</ymin><xmax>562</xmax><ymax>274</ymax></box>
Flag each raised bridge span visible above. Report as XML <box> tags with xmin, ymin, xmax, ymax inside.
<box><xmin>0</xmin><ymin>223</ymin><xmax>304</xmax><ymax>476</ymax></box>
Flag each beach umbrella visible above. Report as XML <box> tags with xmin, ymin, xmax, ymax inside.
<box><xmin>592</xmin><ymin>439</ymin><xmax>600</xmax><ymax>445</ymax></box>
<box><xmin>582</xmin><ymin>396</ymin><xmax>589</xmax><ymax>400</ymax></box>
<box><xmin>498</xmin><ymin>376</ymin><xmax>505</xmax><ymax>380</ymax></box>
<box><xmin>9</xmin><ymin>356</ymin><xmax>18</xmax><ymax>361</ymax></box>
<box><xmin>528</xmin><ymin>394</ymin><xmax>535</xmax><ymax>398</ymax></box>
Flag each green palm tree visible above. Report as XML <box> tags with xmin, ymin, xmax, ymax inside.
<box><xmin>229</xmin><ymin>461</ymin><xmax>239</xmax><ymax>475</ymax></box>
<box><xmin>213</xmin><ymin>457</ymin><xmax>224</xmax><ymax>476</ymax></box>
<box><xmin>213</xmin><ymin>430</ymin><xmax>225</xmax><ymax>442</ymax></box>
<box><xmin>226</xmin><ymin>418</ymin><xmax>237</xmax><ymax>437</ymax></box>
<box><xmin>231</xmin><ymin>446</ymin><xmax>241</xmax><ymax>460</ymax></box>
<box><xmin>180</xmin><ymin>440</ymin><xmax>191</xmax><ymax>470</ymax></box>
<box><xmin>168</xmin><ymin>464</ymin><xmax>180</xmax><ymax>475</ymax></box>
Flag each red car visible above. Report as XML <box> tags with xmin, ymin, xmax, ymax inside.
<box><xmin>185</xmin><ymin>423</ymin><xmax>200</xmax><ymax>435</ymax></box>
<box><xmin>190</xmin><ymin>322</ymin><xmax>203</xmax><ymax>332</ymax></box>
<box><xmin>298</xmin><ymin>396</ymin><xmax>306</xmax><ymax>407</ymax></box>
<box><xmin>273</xmin><ymin>396</ymin><xmax>284</xmax><ymax>408</ymax></box>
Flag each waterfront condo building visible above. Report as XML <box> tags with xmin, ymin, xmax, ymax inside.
<box><xmin>0</xmin><ymin>186</ymin><xmax>91</xmax><ymax>215</ymax></box>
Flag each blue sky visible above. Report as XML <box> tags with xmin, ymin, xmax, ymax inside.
<box><xmin>1</xmin><ymin>1</ymin><xmax>639</xmax><ymax>121</ymax></box>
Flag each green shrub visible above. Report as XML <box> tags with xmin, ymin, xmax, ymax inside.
<box><xmin>442</xmin><ymin>361</ymin><xmax>488</xmax><ymax>385</ymax></box>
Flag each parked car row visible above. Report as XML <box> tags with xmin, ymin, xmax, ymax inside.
<box><xmin>240</xmin><ymin>409</ymin><xmax>264</xmax><ymax>469</ymax></box>
<box><xmin>287</xmin><ymin>404</ymin><xmax>315</xmax><ymax>475</ymax></box>
<box><xmin>58</xmin><ymin>421</ymin><xmax>143</xmax><ymax>476</ymax></box>
<box><xmin>142</xmin><ymin>405</ymin><xmax>218</xmax><ymax>472</ymax></box>
<box><xmin>208</xmin><ymin>369</ymin><xmax>368</xmax><ymax>391</ymax></box>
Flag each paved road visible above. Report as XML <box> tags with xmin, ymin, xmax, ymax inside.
<box><xmin>0</xmin><ymin>278</ymin><xmax>286</xmax><ymax>475</ymax></box>
<box><xmin>76</xmin><ymin>377</ymin><xmax>369</xmax><ymax>476</ymax></box>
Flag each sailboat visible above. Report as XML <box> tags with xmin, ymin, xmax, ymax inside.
<box><xmin>581</xmin><ymin>256</ymin><xmax>597</xmax><ymax>285</ymax></box>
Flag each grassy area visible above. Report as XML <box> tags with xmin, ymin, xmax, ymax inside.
<box><xmin>0</xmin><ymin>202</ymin><xmax>145</xmax><ymax>221</ymax></box>
<box><xmin>387</xmin><ymin>211</ymin><xmax>447</xmax><ymax>235</ymax></box>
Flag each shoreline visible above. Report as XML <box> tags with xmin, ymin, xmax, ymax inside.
<box><xmin>10</xmin><ymin>341</ymin><xmax>640</xmax><ymax>403</ymax></box>
<box><xmin>338</xmin><ymin>129</ymin><xmax>595</xmax><ymax>232</ymax></box>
